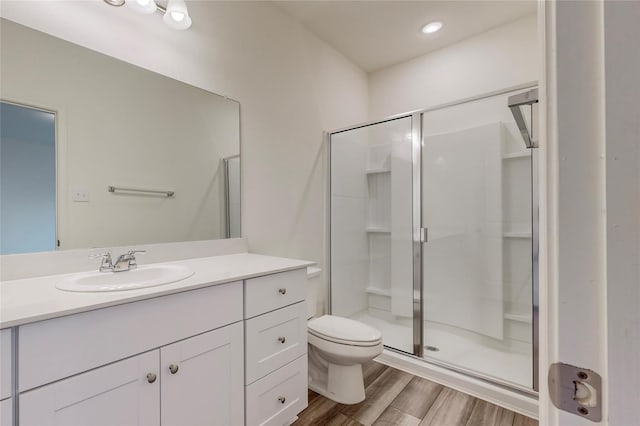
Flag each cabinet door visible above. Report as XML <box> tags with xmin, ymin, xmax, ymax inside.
<box><xmin>20</xmin><ymin>350</ymin><xmax>159</xmax><ymax>426</ymax></box>
<box><xmin>161</xmin><ymin>322</ymin><xmax>244</xmax><ymax>426</ymax></box>
<box><xmin>0</xmin><ymin>399</ymin><xmax>11</xmax><ymax>426</ymax></box>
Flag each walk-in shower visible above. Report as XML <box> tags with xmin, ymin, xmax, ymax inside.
<box><xmin>329</xmin><ymin>85</ymin><xmax>539</xmax><ymax>393</ymax></box>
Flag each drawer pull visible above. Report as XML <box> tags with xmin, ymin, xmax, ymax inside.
<box><xmin>169</xmin><ymin>364</ymin><xmax>179</xmax><ymax>374</ymax></box>
<box><xmin>278</xmin><ymin>288</ymin><xmax>287</xmax><ymax>295</ymax></box>
<box><xmin>278</xmin><ymin>336</ymin><xmax>286</xmax><ymax>344</ymax></box>
<box><xmin>278</xmin><ymin>396</ymin><xmax>286</xmax><ymax>404</ymax></box>
<box><xmin>146</xmin><ymin>373</ymin><xmax>157</xmax><ymax>384</ymax></box>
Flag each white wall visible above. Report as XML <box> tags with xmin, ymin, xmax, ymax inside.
<box><xmin>0</xmin><ymin>1</ymin><xmax>369</xmax><ymax>305</ymax></box>
<box><xmin>368</xmin><ymin>14</ymin><xmax>537</xmax><ymax>119</ymax></box>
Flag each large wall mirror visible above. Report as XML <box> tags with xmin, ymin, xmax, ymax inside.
<box><xmin>0</xmin><ymin>19</ymin><xmax>241</xmax><ymax>254</ymax></box>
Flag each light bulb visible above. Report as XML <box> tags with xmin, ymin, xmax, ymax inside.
<box><xmin>163</xmin><ymin>0</ymin><xmax>192</xmax><ymax>29</ymax></box>
<box><xmin>126</xmin><ymin>0</ymin><xmax>156</xmax><ymax>14</ymax></box>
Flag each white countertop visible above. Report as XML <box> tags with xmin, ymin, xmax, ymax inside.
<box><xmin>0</xmin><ymin>253</ymin><xmax>314</xmax><ymax>328</ymax></box>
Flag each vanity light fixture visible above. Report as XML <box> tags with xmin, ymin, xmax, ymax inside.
<box><xmin>103</xmin><ymin>0</ymin><xmax>192</xmax><ymax>30</ymax></box>
<box><xmin>163</xmin><ymin>0</ymin><xmax>192</xmax><ymax>30</ymax></box>
<box><xmin>421</xmin><ymin>21</ymin><xmax>443</xmax><ymax>34</ymax></box>
<box><xmin>127</xmin><ymin>0</ymin><xmax>157</xmax><ymax>15</ymax></box>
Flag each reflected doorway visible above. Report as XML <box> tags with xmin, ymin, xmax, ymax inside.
<box><xmin>0</xmin><ymin>101</ymin><xmax>56</xmax><ymax>254</ymax></box>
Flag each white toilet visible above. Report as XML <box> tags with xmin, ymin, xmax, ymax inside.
<box><xmin>306</xmin><ymin>268</ymin><xmax>383</xmax><ymax>405</ymax></box>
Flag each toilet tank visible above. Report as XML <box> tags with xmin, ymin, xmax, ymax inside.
<box><xmin>306</xmin><ymin>267</ymin><xmax>321</xmax><ymax>319</ymax></box>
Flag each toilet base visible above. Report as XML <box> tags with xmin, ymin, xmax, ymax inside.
<box><xmin>308</xmin><ymin>348</ymin><xmax>366</xmax><ymax>405</ymax></box>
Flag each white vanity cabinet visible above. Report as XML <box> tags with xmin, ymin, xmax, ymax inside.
<box><xmin>0</xmin><ymin>399</ymin><xmax>11</xmax><ymax>426</ymax></box>
<box><xmin>17</xmin><ymin>281</ymin><xmax>245</xmax><ymax>426</ymax></box>
<box><xmin>2</xmin><ymin>255</ymin><xmax>312</xmax><ymax>426</ymax></box>
<box><xmin>20</xmin><ymin>324</ymin><xmax>244</xmax><ymax>426</ymax></box>
<box><xmin>20</xmin><ymin>350</ymin><xmax>160</xmax><ymax>426</ymax></box>
<box><xmin>244</xmin><ymin>269</ymin><xmax>309</xmax><ymax>426</ymax></box>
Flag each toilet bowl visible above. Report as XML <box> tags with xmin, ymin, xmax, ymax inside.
<box><xmin>305</xmin><ymin>267</ymin><xmax>383</xmax><ymax>404</ymax></box>
<box><xmin>307</xmin><ymin>315</ymin><xmax>383</xmax><ymax>404</ymax></box>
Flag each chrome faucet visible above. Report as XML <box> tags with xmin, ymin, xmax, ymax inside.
<box><xmin>112</xmin><ymin>250</ymin><xmax>146</xmax><ymax>272</ymax></box>
<box><xmin>98</xmin><ymin>252</ymin><xmax>114</xmax><ymax>272</ymax></box>
<box><xmin>95</xmin><ymin>250</ymin><xmax>146</xmax><ymax>272</ymax></box>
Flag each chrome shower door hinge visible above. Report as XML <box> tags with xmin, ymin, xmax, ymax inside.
<box><xmin>548</xmin><ymin>362</ymin><xmax>602</xmax><ymax>422</ymax></box>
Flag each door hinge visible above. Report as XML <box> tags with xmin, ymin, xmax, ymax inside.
<box><xmin>548</xmin><ymin>362</ymin><xmax>602</xmax><ymax>422</ymax></box>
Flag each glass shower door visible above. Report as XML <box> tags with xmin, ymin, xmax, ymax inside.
<box><xmin>420</xmin><ymin>90</ymin><xmax>534</xmax><ymax>389</ymax></box>
<box><xmin>330</xmin><ymin>116</ymin><xmax>416</xmax><ymax>354</ymax></box>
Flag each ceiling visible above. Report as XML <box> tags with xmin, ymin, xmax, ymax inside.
<box><xmin>274</xmin><ymin>1</ymin><xmax>536</xmax><ymax>72</ymax></box>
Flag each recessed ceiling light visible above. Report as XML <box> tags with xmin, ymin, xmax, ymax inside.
<box><xmin>422</xmin><ymin>21</ymin><xmax>443</xmax><ymax>34</ymax></box>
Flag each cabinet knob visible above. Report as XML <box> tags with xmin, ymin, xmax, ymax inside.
<box><xmin>278</xmin><ymin>396</ymin><xmax>286</xmax><ymax>404</ymax></box>
<box><xmin>278</xmin><ymin>288</ymin><xmax>287</xmax><ymax>295</ymax></box>
<box><xmin>278</xmin><ymin>336</ymin><xmax>286</xmax><ymax>344</ymax></box>
<box><xmin>169</xmin><ymin>364</ymin><xmax>179</xmax><ymax>374</ymax></box>
<box><xmin>146</xmin><ymin>373</ymin><xmax>157</xmax><ymax>383</ymax></box>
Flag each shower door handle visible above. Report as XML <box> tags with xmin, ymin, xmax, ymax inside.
<box><xmin>419</xmin><ymin>227</ymin><xmax>428</xmax><ymax>243</ymax></box>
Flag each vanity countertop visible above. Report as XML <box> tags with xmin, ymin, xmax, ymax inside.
<box><xmin>0</xmin><ymin>253</ymin><xmax>314</xmax><ymax>328</ymax></box>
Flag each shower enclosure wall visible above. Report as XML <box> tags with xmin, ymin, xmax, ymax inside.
<box><xmin>329</xmin><ymin>85</ymin><xmax>538</xmax><ymax>392</ymax></box>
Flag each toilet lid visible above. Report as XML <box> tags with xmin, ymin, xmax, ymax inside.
<box><xmin>308</xmin><ymin>315</ymin><xmax>382</xmax><ymax>344</ymax></box>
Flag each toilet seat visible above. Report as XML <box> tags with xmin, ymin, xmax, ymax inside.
<box><xmin>308</xmin><ymin>315</ymin><xmax>382</xmax><ymax>347</ymax></box>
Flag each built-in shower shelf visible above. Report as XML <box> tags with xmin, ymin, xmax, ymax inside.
<box><xmin>366</xmin><ymin>167</ymin><xmax>391</xmax><ymax>174</ymax></box>
<box><xmin>365</xmin><ymin>286</ymin><xmax>391</xmax><ymax>297</ymax></box>
<box><xmin>366</xmin><ymin>227</ymin><xmax>391</xmax><ymax>233</ymax></box>
<box><xmin>502</xmin><ymin>151</ymin><xmax>531</xmax><ymax>160</ymax></box>
<box><xmin>504</xmin><ymin>312</ymin><xmax>533</xmax><ymax>324</ymax></box>
<box><xmin>503</xmin><ymin>231</ymin><xmax>532</xmax><ymax>238</ymax></box>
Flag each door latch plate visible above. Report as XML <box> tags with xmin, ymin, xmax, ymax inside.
<box><xmin>548</xmin><ymin>362</ymin><xmax>602</xmax><ymax>422</ymax></box>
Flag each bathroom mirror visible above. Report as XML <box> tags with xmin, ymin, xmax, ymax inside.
<box><xmin>0</xmin><ymin>19</ymin><xmax>240</xmax><ymax>254</ymax></box>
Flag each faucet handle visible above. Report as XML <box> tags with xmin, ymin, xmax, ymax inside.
<box><xmin>125</xmin><ymin>250</ymin><xmax>146</xmax><ymax>268</ymax></box>
<box><xmin>89</xmin><ymin>251</ymin><xmax>110</xmax><ymax>260</ymax></box>
<box><xmin>91</xmin><ymin>252</ymin><xmax>113</xmax><ymax>272</ymax></box>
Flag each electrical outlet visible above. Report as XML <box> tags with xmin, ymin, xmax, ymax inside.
<box><xmin>71</xmin><ymin>186</ymin><xmax>89</xmax><ymax>202</ymax></box>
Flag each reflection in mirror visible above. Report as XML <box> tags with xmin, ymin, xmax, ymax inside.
<box><xmin>0</xmin><ymin>19</ymin><xmax>240</xmax><ymax>253</ymax></box>
<box><xmin>0</xmin><ymin>102</ymin><xmax>56</xmax><ymax>254</ymax></box>
<box><xmin>224</xmin><ymin>156</ymin><xmax>241</xmax><ymax>238</ymax></box>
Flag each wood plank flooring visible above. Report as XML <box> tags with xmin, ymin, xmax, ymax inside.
<box><xmin>293</xmin><ymin>361</ymin><xmax>537</xmax><ymax>426</ymax></box>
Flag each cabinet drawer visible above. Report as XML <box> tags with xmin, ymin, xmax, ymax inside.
<box><xmin>0</xmin><ymin>398</ymin><xmax>11</xmax><ymax>426</ymax></box>
<box><xmin>246</xmin><ymin>356</ymin><xmax>308</xmax><ymax>426</ymax></box>
<box><xmin>19</xmin><ymin>282</ymin><xmax>242</xmax><ymax>391</ymax></box>
<box><xmin>20</xmin><ymin>350</ymin><xmax>159</xmax><ymax>426</ymax></box>
<box><xmin>246</xmin><ymin>302</ymin><xmax>307</xmax><ymax>384</ymax></box>
<box><xmin>245</xmin><ymin>269</ymin><xmax>306</xmax><ymax>318</ymax></box>
<box><xmin>0</xmin><ymin>329</ymin><xmax>11</xmax><ymax>400</ymax></box>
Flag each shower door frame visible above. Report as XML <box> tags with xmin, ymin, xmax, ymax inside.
<box><xmin>328</xmin><ymin>81</ymin><xmax>539</xmax><ymax>394</ymax></box>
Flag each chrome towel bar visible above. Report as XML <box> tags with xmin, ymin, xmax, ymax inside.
<box><xmin>108</xmin><ymin>186</ymin><xmax>175</xmax><ymax>197</ymax></box>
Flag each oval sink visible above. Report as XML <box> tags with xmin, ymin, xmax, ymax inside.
<box><xmin>56</xmin><ymin>264</ymin><xmax>194</xmax><ymax>292</ymax></box>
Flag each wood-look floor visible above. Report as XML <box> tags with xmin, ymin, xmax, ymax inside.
<box><xmin>293</xmin><ymin>361</ymin><xmax>538</xmax><ymax>426</ymax></box>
